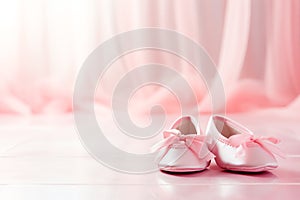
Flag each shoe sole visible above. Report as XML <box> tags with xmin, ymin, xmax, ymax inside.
<box><xmin>160</xmin><ymin>166</ymin><xmax>208</xmax><ymax>173</ymax></box>
<box><xmin>159</xmin><ymin>161</ymin><xmax>211</xmax><ymax>173</ymax></box>
<box><xmin>223</xmin><ymin>165</ymin><xmax>277</xmax><ymax>172</ymax></box>
<box><xmin>215</xmin><ymin>159</ymin><xmax>278</xmax><ymax>172</ymax></box>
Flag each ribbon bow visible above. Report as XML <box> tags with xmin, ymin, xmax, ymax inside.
<box><xmin>228</xmin><ymin>133</ymin><xmax>285</xmax><ymax>158</ymax></box>
<box><xmin>151</xmin><ymin>129</ymin><xmax>214</xmax><ymax>161</ymax></box>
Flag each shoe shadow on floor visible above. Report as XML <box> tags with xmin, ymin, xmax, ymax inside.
<box><xmin>159</xmin><ymin>169</ymin><xmax>210</xmax><ymax>176</ymax></box>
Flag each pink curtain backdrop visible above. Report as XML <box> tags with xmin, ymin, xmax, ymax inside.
<box><xmin>0</xmin><ymin>0</ymin><xmax>299</xmax><ymax>115</ymax></box>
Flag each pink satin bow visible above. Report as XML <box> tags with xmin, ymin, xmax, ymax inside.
<box><xmin>228</xmin><ymin>133</ymin><xmax>285</xmax><ymax>158</ymax></box>
<box><xmin>151</xmin><ymin>129</ymin><xmax>214</xmax><ymax>160</ymax></box>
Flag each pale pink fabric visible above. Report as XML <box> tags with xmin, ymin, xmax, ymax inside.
<box><xmin>0</xmin><ymin>0</ymin><xmax>299</xmax><ymax>114</ymax></box>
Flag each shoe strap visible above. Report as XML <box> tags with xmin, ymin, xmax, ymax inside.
<box><xmin>151</xmin><ymin>129</ymin><xmax>214</xmax><ymax>161</ymax></box>
<box><xmin>228</xmin><ymin>133</ymin><xmax>286</xmax><ymax>158</ymax></box>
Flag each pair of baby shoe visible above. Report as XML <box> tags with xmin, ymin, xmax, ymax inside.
<box><xmin>152</xmin><ymin>115</ymin><xmax>284</xmax><ymax>173</ymax></box>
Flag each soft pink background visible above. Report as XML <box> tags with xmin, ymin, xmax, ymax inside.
<box><xmin>0</xmin><ymin>0</ymin><xmax>299</xmax><ymax>115</ymax></box>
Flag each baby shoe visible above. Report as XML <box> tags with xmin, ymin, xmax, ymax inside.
<box><xmin>152</xmin><ymin>116</ymin><xmax>214</xmax><ymax>172</ymax></box>
<box><xmin>206</xmin><ymin>115</ymin><xmax>285</xmax><ymax>172</ymax></box>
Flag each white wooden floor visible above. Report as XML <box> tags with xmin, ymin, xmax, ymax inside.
<box><xmin>0</xmin><ymin>110</ymin><xmax>299</xmax><ymax>199</ymax></box>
